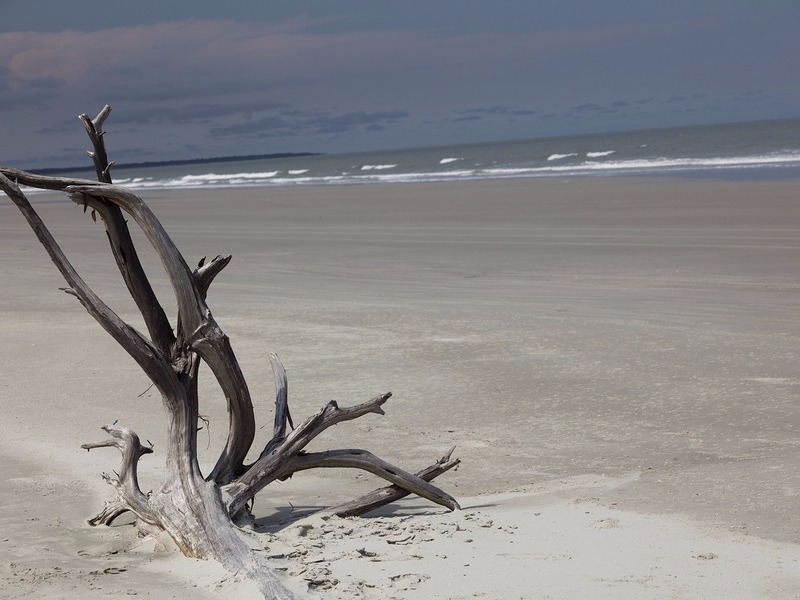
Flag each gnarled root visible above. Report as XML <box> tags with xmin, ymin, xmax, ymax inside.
<box><xmin>82</xmin><ymin>424</ymin><xmax>157</xmax><ymax>527</ymax></box>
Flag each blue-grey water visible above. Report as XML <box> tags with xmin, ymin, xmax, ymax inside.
<box><xmin>46</xmin><ymin>117</ymin><xmax>800</xmax><ymax>190</ymax></box>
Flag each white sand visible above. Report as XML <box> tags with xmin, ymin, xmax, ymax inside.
<box><xmin>262</xmin><ymin>474</ymin><xmax>800</xmax><ymax>599</ymax></box>
<box><xmin>2</xmin><ymin>178</ymin><xmax>800</xmax><ymax>598</ymax></box>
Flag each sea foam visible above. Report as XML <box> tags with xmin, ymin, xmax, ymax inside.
<box><xmin>77</xmin><ymin>119</ymin><xmax>800</xmax><ymax>193</ymax></box>
<box><xmin>103</xmin><ymin>150</ymin><xmax>800</xmax><ymax>191</ymax></box>
<box><xmin>360</xmin><ymin>164</ymin><xmax>397</xmax><ymax>171</ymax></box>
<box><xmin>180</xmin><ymin>171</ymin><xmax>279</xmax><ymax>181</ymax></box>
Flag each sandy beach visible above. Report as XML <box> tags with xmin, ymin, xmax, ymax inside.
<box><xmin>2</xmin><ymin>176</ymin><xmax>800</xmax><ymax>598</ymax></box>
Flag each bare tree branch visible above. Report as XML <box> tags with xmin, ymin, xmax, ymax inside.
<box><xmin>85</xmin><ymin>106</ymin><xmax>174</xmax><ymax>351</ymax></box>
<box><xmin>82</xmin><ymin>195</ymin><xmax>176</xmax><ymax>353</ymax></box>
<box><xmin>260</xmin><ymin>352</ymin><xmax>293</xmax><ymax>458</ymax></box>
<box><xmin>188</xmin><ymin>322</ymin><xmax>256</xmax><ymax>483</ymax></box>
<box><xmin>79</xmin><ymin>105</ymin><xmax>114</xmax><ymax>182</ymax></box>
<box><xmin>76</xmin><ymin>108</ymin><xmax>177</xmax><ymax>353</ymax></box>
<box><xmin>65</xmin><ymin>184</ymin><xmax>205</xmax><ymax>334</ymax></box>
<box><xmin>0</xmin><ymin>167</ymin><xmax>98</xmax><ymax>191</ymax></box>
<box><xmin>0</xmin><ymin>174</ymin><xmax>178</xmax><ymax>396</ymax></box>
<box><xmin>5</xmin><ymin>128</ymin><xmax>176</xmax><ymax>355</ymax></box>
<box><xmin>285</xmin><ymin>449</ymin><xmax>460</xmax><ymax>512</ymax></box>
<box><xmin>327</xmin><ymin>448</ymin><xmax>461</xmax><ymax>517</ymax></box>
<box><xmin>226</xmin><ymin>393</ymin><xmax>391</xmax><ymax>514</ymax></box>
<box><xmin>193</xmin><ymin>255</ymin><xmax>233</xmax><ymax>299</ymax></box>
<box><xmin>65</xmin><ymin>183</ymin><xmax>256</xmax><ymax>483</ymax></box>
<box><xmin>82</xmin><ymin>424</ymin><xmax>157</xmax><ymax>525</ymax></box>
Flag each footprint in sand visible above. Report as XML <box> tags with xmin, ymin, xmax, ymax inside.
<box><xmin>591</xmin><ymin>517</ymin><xmax>621</xmax><ymax>529</ymax></box>
<box><xmin>389</xmin><ymin>573</ymin><xmax>429</xmax><ymax>590</ymax></box>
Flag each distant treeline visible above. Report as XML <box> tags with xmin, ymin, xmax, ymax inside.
<box><xmin>34</xmin><ymin>152</ymin><xmax>322</xmax><ymax>175</ymax></box>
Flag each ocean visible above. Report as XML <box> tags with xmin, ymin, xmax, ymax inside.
<box><xmin>47</xmin><ymin>117</ymin><xmax>800</xmax><ymax>191</ymax></box>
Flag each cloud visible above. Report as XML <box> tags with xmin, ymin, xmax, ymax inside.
<box><xmin>35</xmin><ymin>99</ymin><xmax>291</xmax><ymax>135</ymax></box>
<box><xmin>4</xmin><ymin>11</ymin><xmax>793</xmax><ymax>166</ymax></box>
<box><xmin>459</xmin><ymin>105</ymin><xmax>540</xmax><ymax>117</ymax></box>
<box><xmin>0</xmin><ymin>17</ymin><xmax>705</xmax><ymax>113</ymax></box>
<box><xmin>0</xmin><ymin>64</ymin><xmax>64</xmax><ymax>110</ymax></box>
<box><xmin>0</xmin><ymin>19</ymin><xmax>452</xmax><ymax>96</ymax></box>
<box><xmin>571</xmin><ymin>102</ymin><xmax>605</xmax><ymax>113</ymax></box>
<box><xmin>309</xmin><ymin>110</ymin><xmax>409</xmax><ymax>134</ymax></box>
<box><xmin>566</xmin><ymin>95</ymin><xmax>699</xmax><ymax>117</ymax></box>
<box><xmin>210</xmin><ymin>108</ymin><xmax>409</xmax><ymax>139</ymax></box>
<box><xmin>105</xmin><ymin>100</ymin><xmax>289</xmax><ymax>125</ymax></box>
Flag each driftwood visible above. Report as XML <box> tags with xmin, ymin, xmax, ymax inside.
<box><xmin>0</xmin><ymin>106</ymin><xmax>459</xmax><ymax>598</ymax></box>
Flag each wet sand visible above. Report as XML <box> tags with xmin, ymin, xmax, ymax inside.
<box><xmin>2</xmin><ymin>177</ymin><xmax>800</xmax><ymax>597</ymax></box>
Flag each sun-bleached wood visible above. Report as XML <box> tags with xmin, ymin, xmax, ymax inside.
<box><xmin>0</xmin><ymin>106</ymin><xmax>459</xmax><ymax>598</ymax></box>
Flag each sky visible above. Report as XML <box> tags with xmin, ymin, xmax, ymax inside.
<box><xmin>1</xmin><ymin>0</ymin><xmax>799</xmax><ymax>168</ymax></box>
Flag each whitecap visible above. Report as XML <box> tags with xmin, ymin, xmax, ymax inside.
<box><xmin>546</xmin><ymin>153</ymin><xmax>578</xmax><ymax>161</ymax></box>
<box><xmin>77</xmin><ymin>150</ymin><xmax>800</xmax><ymax>191</ymax></box>
<box><xmin>360</xmin><ymin>164</ymin><xmax>397</xmax><ymax>171</ymax></box>
<box><xmin>288</xmin><ymin>169</ymin><xmax>309</xmax><ymax>175</ymax></box>
<box><xmin>483</xmin><ymin>167</ymin><xmax>540</xmax><ymax>176</ymax></box>
<box><xmin>439</xmin><ymin>157</ymin><xmax>463</xmax><ymax>164</ymax></box>
<box><xmin>180</xmin><ymin>171</ymin><xmax>279</xmax><ymax>182</ymax></box>
<box><xmin>586</xmin><ymin>151</ymin><xmax>616</xmax><ymax>158</ymax></box>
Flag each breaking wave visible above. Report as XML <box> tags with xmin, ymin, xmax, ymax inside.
<box><xmin>360</xmin><ymin>164</ymin><xmax>397</xmax><ymax>171</ymax></box>
<box><xmin>93</xmin><ymin>151</ymin><xmax>799</xmax><ymax>191</ymax></box>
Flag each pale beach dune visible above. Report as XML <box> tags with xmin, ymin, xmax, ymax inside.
<box><xmin>1</xmin><ymin>177</ymin><xmax>800</xmax><ymax>598</ymax></box>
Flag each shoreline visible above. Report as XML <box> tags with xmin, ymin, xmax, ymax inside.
<box><xmin>2</xmin><ymin>176</ymin><xmax>799</xmax><ymax>597</ymax></box>
<box><xmin>9</xmin><ymin>166</ymin><xmax>800</xmax><ymax>200</ymax></box>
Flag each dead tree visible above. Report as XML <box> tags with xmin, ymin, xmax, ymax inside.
<box><xmin>0</xmin><ymin>106</ymin><xmax>459</xmax><ymax>598</ymax></box>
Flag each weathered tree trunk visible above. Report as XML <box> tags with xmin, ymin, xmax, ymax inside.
<box><xmin>0</xmin><ymin>106</ymin><xmax>459</xmax><ymax>598</ymax></box>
